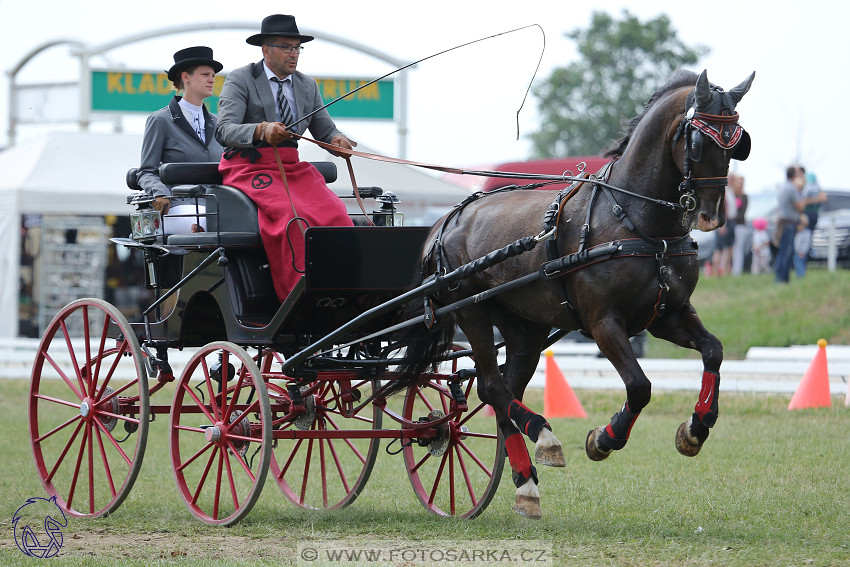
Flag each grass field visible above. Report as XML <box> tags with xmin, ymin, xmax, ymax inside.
<box><xmin>2</xmin><ymin>377</ymin><xmax>848</xmax><ymax>566</ymax></box>
<box><xmin>647</xmin><ymin>267</ymin><xmax>850</xmax><ymax>359</ymax></box>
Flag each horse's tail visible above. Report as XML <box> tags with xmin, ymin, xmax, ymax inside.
<box><xmin>387</xmin><ymin>305</ymin><xmax>456</xmax><ymax>397</ymax></box>
<box><xmin>384</xmin><ymin>264</ymin><xmax>457</xmax><ymax>399</ymax></box>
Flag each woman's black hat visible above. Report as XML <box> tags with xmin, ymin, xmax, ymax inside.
<box><xmin>166</xmin><ymin>46</ymin><xmax>223</xmax><ymax>82</ymax></box>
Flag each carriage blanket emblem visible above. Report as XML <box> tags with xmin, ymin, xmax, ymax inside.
<box><xmin>12</xmin><ymin>496</ymin><xmax>68</xmax><ymax>558</ymax></box>
<box><xmin>251</xmin><ymin>173</ymin><xmax>273</xmax><ymax>189</ymax></box>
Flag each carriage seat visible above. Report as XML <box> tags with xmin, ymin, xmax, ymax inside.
<box><xmin>125</xmin><ymin>161</ymin><xmax>337</xmax><ymax>248</ymax></box>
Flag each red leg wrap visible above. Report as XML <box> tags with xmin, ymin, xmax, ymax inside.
<box><xmin>505</xmin><ymin>433</ymin><xmax>532</xmax><ymax>478</ymax></box>
<box><xmin>694</xmin><ymin>370</ymin><xmax>719</xmax><ymax>426</ymax></box>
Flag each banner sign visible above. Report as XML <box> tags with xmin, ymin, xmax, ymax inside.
<box><xmin>90</xmin><ymin>70</ymin><xmax>393</xmax><ymax>120</ymax></box>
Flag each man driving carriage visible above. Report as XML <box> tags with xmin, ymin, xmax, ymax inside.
<box><xmin>215</xmin><ymin>14</ymin><xmax>358</xmax><ymax>301</ymax></box>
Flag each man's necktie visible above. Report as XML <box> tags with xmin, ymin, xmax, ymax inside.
<box><xmin>270</xmin><ymin>77</ymin><xmax>294</xmax><ymax>126</ymax></box>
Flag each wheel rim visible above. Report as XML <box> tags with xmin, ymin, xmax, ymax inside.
<box><xmin>268</xmin><ymin>374</ymin><xmax>381</xmax><ymax>510</ymax></box>
<box><xmin>402</xmin><ymin>371</ymin><xmax>504</xmax><ymax>519</ymax></box>
<box><xmin>29</xmin><ymin>298</ymin><xmax>149</xmax><ymax>518</ymax></box>
<box><xmin>169</xmin><ymin>342</ymin><xmax>271</xmax><ymax>525</ymax></box>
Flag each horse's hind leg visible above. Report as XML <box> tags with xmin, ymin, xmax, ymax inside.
<box><xmin>585</xmin><ymin>319</ymin><xmax>652</xmax><ymax>461</ymax></box>
<box><xmin>497</xmin><ymin>317</ymin><xmax>566</xmax><ymax>468</ymax></box>
<box><xmin>455</xmin><ymin>308</ymin><xmax>547</xmax><ymax>518</ymax></box>
<box><xmin>649</xmin><ymin>302</ymin><xmax>723</xmax><ymax>456</ymax></box>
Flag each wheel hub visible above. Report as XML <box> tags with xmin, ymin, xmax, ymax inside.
<box><xmin>293</xmin><ymin>394</ymin><xmax>316</xmax><ymax>431</ymax></box>
<box><xmin>228</xmin><ymin>410</ymin><xmax>250</xmax><ymax>458</ymax></box>
<box><xmin>204</xmin><ymin>425</ymin><xmax>222</xmax><ymax>443</ymax></box>
<box><xmin>426</xmin><ymin>410</ymin><xmax>450</xmax><ymax>456</ymax></box>
<box><xmin>100</xmin><ymin>386</ymin><xmax>119</xmax><ymax>432</ymax></box>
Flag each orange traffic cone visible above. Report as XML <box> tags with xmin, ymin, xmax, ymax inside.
<box><xmin>543</xmin><ymin>349</ymin><xmax>587</xmax><ymax>418</ymax></box>
<box><xmin>788</xmin><ymin>339</ymin><xmax>832</xmax><ymax>410</ymax></box>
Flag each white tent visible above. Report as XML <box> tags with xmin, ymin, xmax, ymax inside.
<box><xmin>0</xmin><ymin>131</ymin><xmax>471</xmax><ymax>338</ymax></box>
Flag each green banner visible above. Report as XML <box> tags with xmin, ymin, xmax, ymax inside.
<box><xmin>90</xmin><ymin>70</ymin><xmax>393</xmax><ymax>120</ymax></box>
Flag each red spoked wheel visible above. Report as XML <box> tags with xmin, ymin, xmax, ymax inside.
<box><xmin>402</xmin><ymin>350</ymin><xmax>504</xmax><ymax>518</ymax></box>
<box><xmin>29</xmin><ymin>298</ymin><xmax>149</xmax><ymax>518</ymax></box>
<box><xmin>169</xmin><ymin>342</ymin><xmax>271</xmax><ymax>525</ymax></box>
<box><xmin>268</xmin><ymin>375</ymin><xmax>382</xmax><ymax>510</ymax></box>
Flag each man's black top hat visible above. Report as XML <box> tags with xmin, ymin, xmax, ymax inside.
<box><xmin>167</xmin><ymin>46</ymin><xmax>223</xmax><ymax>82</ymax></box>
<box><xmin>246</xmin><ymin>14</ymin><xmax>315</xmax><ymax>46</ymax></box>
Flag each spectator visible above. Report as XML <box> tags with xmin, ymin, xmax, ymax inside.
<box><xmin>750</xmin><ymin>217</ymin><xmax>771</xmax><ymax>274</ymax></box>
<box><xmin>774</xmin><ymin>165</ymin><xmax>823</xmax><ymax>282</ymax></box>
<box><xmin>801</xmin><ymin>169</ymin><xmax>827</xmax><ymax>230</ymax></box>
<box><xmin>794</xmin><ymin>214</ymin><xmax>812</xmax><ymax>278</ymax></box>
<box><xmin>729</xmin><ymin>174</ymin><xmax>749</xmax><ymax>275</ymax></box>
<box><xmin>711</xmin><ymin>183</ymin><xmax>737</xmax><ymax>276</ymax></box>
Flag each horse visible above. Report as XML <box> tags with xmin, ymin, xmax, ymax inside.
<box><xmin>396</xmin><ymin>69</ymin><xmax>755</xmax><ymax>519</ymax></box>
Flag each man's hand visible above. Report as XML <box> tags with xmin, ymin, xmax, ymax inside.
<box><xmin>153</xmin><ymin>196</ymin><xmax>171</xmax><ymax>214</ymax></box>
<box><xmin>263</xmin><ymin>122</ymin><xmax>295</xmax><ymax>146</ymax></box>
<box><xmin>329</xmin><ymin>135</ymin><xmax>357</xmax><ymax>156</ymax></box>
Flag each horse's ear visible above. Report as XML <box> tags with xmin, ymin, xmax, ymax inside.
<box><xmin>729</xmin><ymin>72</ymin><xmax>756</xmax><ymax>105</ymax></box>
<box><xmin>732</xmin><ymin>130</ymin><xmax>751</xmax><ymax>161</ymax></box>
<box><xmin>694</xmin><ymin>70</ymin><xmax>712</xmax><ymax>110</ymax></box>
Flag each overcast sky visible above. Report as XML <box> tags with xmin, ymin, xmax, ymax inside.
<box><xmin>0</xmin><ymin>0</ymin><xmax>846</xmax><ymax>193</ymax></box>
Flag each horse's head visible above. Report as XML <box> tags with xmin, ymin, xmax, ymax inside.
<box><xmin>674</xmin><ymin>69</ymin><xmax>755</xmax><ymax>231</ymax></box>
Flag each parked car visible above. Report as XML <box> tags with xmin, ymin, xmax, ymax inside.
<box><xmin>809</xmin><ymin>189</ymin><xmax>850</xmax><ymax>265</ymax></box>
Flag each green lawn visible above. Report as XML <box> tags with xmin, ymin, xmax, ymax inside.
<box><xmin>2</xmin><ymin>379</ymin><xmax>848</xmax><ymax>566</ymax></box>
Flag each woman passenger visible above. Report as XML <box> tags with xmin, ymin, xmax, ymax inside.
<box><xmin>137</xmin><ymin>46</ymin><xmax>224</xmax><ymax>233</ymax></box>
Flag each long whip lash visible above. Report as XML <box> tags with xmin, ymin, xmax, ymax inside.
<box><xmin>288</xmin><ymin>24</ymin><xmax>545</xmax><ymax>134</ymax></box>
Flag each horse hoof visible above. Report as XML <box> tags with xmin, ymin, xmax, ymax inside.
<box><xmin>512</xmin><ymin>495</ymin><xmax>542</xmax><ymax>519</ymax></box>
<box><xmin>585</xmin><ymin>427</ymin><xmax>612</xmax><ymax>461</ymax></box>
<box><xmin>535</xmin><ymin>429</ymin><xmax>566</xmax><ymax>467</ymax></box>
<box><xmin>535</xmin><ymin>444</ymin><xmax>566</xmax><ymax>467</ymax></box>
<box><xmin>675</xmin><ymin>420</ymin><xmax>703</xmax><ymax>457</ymax></box>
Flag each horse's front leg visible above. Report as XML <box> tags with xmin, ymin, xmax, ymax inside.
<box><xmin>649</xmin><ymin>302</ymin><xmax>723</xmax><ymax>456</ymax></box>
<box><xmin>585</xmin><ymin>320</ymin><xmax>652</xmax><ymax>461</ymax></box>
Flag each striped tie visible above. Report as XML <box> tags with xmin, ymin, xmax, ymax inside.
<box><xmin>270</xmin><ymin>77</ymin><xmax>294</xmax><ymax>126</ymax></box>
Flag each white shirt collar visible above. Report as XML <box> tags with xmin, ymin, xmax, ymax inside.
<box><xmin>263</xmin><ymin>62</ymin><xmax>291</xmax><ymax>83</ymax></box>
<box><xmin>178</xmin><ymin>98</ymin><xmax>203</xmax><ymax>114</ymax></box>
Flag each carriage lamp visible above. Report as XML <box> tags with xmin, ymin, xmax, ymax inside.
<box><xmin>372</xmin><ymin>192</ymin><xmax>403</xmax><ymax>226</ymax></box>
<box><xmin>128</xmin><ymin>194</ymin><xmax>163</xmax><ymax>244</ymax></box>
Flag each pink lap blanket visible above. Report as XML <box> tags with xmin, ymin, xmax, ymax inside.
<box><xmin>219</xmin><ymin>147</ymin><xmax>352</xmax><ymax>300</ymax></box>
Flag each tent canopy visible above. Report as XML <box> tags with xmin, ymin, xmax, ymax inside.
<box><xmin>0</xmin><ymin>131</ymin><xmax>471</xmax><ymax>337</ymax></box>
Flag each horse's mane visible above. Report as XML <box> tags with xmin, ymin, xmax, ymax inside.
<box><xmin>603</xmin><ymin>69</ymin><xmax>698</xmax><ymax>159</ymax></box>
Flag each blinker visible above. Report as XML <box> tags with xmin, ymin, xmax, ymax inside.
<box><xmin>688</xmin><ymin>130</ymin><xmax>704</xmax><ymax>162</ymax></box>
<box><xmin>732</xmin><ymin>130</ymin><xmax>751</xmax><ymax>161</ymax></box>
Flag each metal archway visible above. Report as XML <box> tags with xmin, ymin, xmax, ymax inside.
<box><xmin>74</xmin><ymin>22</ymin><xmax>412</xmax><ymax>157</ymax></box>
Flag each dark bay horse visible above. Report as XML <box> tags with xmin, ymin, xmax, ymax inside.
<box><xmin>397</xmin><ymin>69</ymin><xmax>755</xmax><ymax>518</ymax></box>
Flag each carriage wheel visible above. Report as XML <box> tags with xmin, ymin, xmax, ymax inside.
<box><xmin>402</xmin><ymin>350</ymin><xmax>505</xmax><ymax>518</ymax></box>
<box><xmin>169</xmin><ymin>342</ymin><xmax>271</xmax><ymax>525</ymax></box>
<box><xmin>29</xmin><ymin>298</ymin><xmax>149</xmax><ymax>518</ymax></box>
<box><xmin>268</xmin><ymin>376</ymin><xmax>382</xmax><ymax>510</ymax></box>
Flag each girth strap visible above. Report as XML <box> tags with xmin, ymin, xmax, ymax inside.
<box><xmin>541</xmin><ymin>237</ymin><xmax>697</xmax><ymax>279</ymax></box>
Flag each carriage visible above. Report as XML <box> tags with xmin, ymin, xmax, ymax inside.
<box><xmin>28</xmin><ymin>69</ymin><xmax>755</xmax><ymax>525</ymax></box>
<box><xmin>28</xmin><ymin>158</ymin><xmax>507</xmax><ymax>525</ymax></box>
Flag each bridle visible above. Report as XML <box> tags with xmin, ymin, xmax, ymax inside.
<box><xmin>671</xmin><ymin>89</ymin><xmax>751</xmax><ymax>219</ymax></box>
